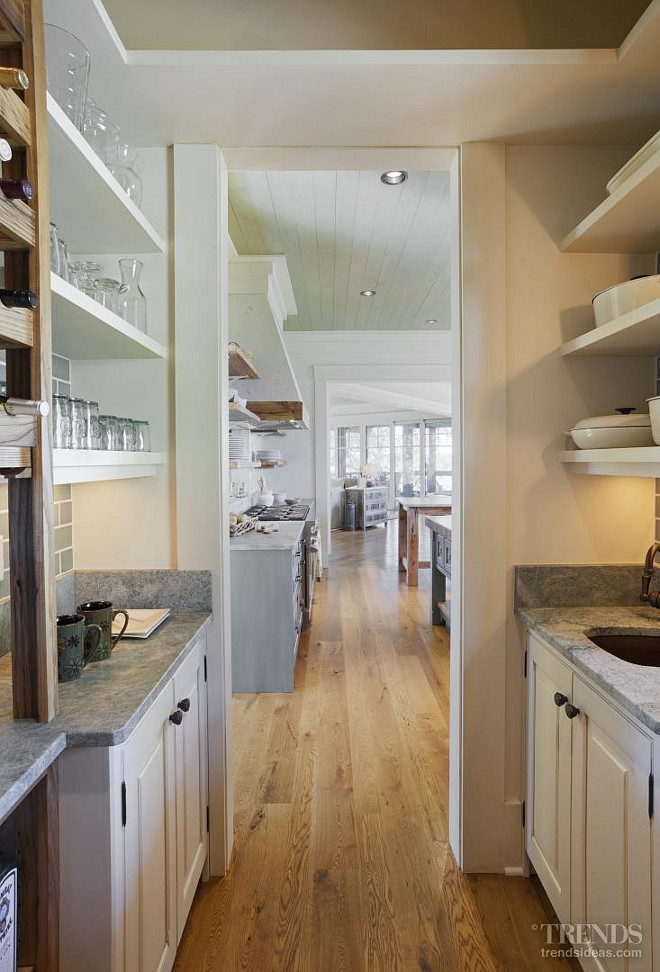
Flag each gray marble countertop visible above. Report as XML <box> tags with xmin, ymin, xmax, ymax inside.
<box><xmin>230</xmin><ymin>520</ymin><xmax>306</xmax><ymax>551</ymax></box>
<box><xmin>0</xmin><ymin>612</ymin><xmax>210</xmax><ymax>822</ymax></box>
<box><xmin>397</xmin><ymin>495</ymin><xmax>452</xmax><ymax>509</ymax></box>
<box><xmin>518</xmin><ymin>605</ymin><xmax>660</xmax><ymax>734</ymax></box>
<box><xmin>425</xmin><ymin>514</ymin><xmax>452</xmax><ymax>537</ymax></box>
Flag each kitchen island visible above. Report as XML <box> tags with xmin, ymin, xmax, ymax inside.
<box><xmin>398</xmin><ymin>495</ymin><xmax>451</xmax><ymax>586</ymax></box>
<box><xmin>426</xmin><ymin>514</ymin><xmax>452</xmax><ymax>625</ymax></box>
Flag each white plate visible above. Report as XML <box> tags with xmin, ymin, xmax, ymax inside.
<box><xmin>112</xmin><ymin>608</ymin><xmax>171</xmax><ymax>639</ymax></box>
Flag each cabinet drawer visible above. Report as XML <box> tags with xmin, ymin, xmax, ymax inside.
<box><xmin>434</xmin><ymin>536</ymin><xmax>445</xmax><ymax>571</ymax></box>
<box><xmin>443</xmin><ymin>540</ymin><xmax>451</xmax><ymax>576</ymax></box>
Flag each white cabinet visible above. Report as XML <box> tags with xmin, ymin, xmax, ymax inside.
<box><xmin>571</xmin><ymin>676</ymin><xmax>652</xmax><ymax>972</ymax></box>
<box><xmin>123</xmin><ymin>679</ymin><xmax>178</xmax><ymax>972</ymax></box>
<box><xmin>527</xmin><ymin>635</ymin><xmax>573</xmax><ymax>923</ymax></box>
<box><xmin>173</xmin><ymin>646</ymin><xmax>209</xmax><ymax>940</ymax></box>
<box><xmin>527</xmin><ymin>633</ymin><xmax>653</xmax><ymax>971</ymax></box>
<box><xmin>59</xmin><ymin>633</ymin><xmax>209</xmax><ymax>972</ymax></box>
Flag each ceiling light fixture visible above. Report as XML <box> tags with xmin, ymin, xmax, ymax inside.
<box><xmin>360</xmin><ymin>289</ymin><xmax>376</xmax><ymax>297</ymax></box>
<box><xmin>380</xmin><ymin>170</ymin><xmax>408</xmax><ymax>185</ymax></box>
<box><xmin>426</xmin><ymin>318</ymin><xmax>437</xmax><ymax>324</ymax></box>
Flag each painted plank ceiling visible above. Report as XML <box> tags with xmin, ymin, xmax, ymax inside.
<box><xmin>228</xmin><ymin>170</ymin><xmax>451</xmax><ymax>331</ymax></box>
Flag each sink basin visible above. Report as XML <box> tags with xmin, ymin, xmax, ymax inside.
<box><xmin>587</xmin><ymin>631</ymin><xmax>660</xmax><ymax>667</ymax></box>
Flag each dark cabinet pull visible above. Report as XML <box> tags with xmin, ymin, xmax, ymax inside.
<box><xmin>178</xmin><ymin>698</ymin><xmax>191</xmax><ymax>712</ymax></box>
<box><xmin>554</xmin><ymin>692</ymin><xmax>568</xmax><ymax>707</ymax></box>
<box><xmin>169</xmin><ymin>709</ymin><xmax>183</xmax><ymax>725</ymax></box>
<box><xmin>565</xmin><ymin>703</ymin><xmax>581</xmax><ymax>720</ymax></box>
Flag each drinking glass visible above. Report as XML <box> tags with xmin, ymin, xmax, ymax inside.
<box><xmin>52</xmin><ymin>395</ymin><xmax>72</xmax><ymax>449</ymax></box>
<box><xmin>68</xmin><ymin>261</ymin><xmax>83</xmax><ymax>289</ymax></box>
<box><xmin>57</xmin><ymin>239</ymin><xmax>70</xmax><ymax>282</ymax></box>
<box><xmin>107</xmin><ymin>164</ymin><xmax>143</xmax><ymax>207</ymax></box>
<box><xmin>117</xmin><ymin>417</ymin><xmax>136</xmax><ymax>451</ymax></box>
<box><xmin>118</xmin><ymin>259</ymin><xmax>147</xmax><ymax>332</ymax></box>
<box><xmin>81</xmin><ymin>99</ymin><xmax>120</xmax><ymax>158</ymax></box>
<box><xmin>50</xmin><ymin>222</ymin><xmax>61</xmax><ymax>275</ymax></box>
<box><xmin>95</xmin><ymin>278</ymin><xmax>124</xmax><ymax>314</ymax></box>
<box><xmin>99</xmin><ymin>415</ymin><xmax>114</xmax><ymax>450</ymax></box>
<box><xmin>78</xmin><ymin>261</ymin><xmax>102</xmax><ymax>299</ymax></box>
<box><xmin>44</xmin><ymin>25</ymin><xmax>90</xmax><ymax>131</ymax></box>
<box><xmin>70</xmin><ymin>398</ymin><xmax>87</xmax><ymax>449</ymax></box>
<box><xmin>134</xmin><ymin>420</ymin><xmax>151</xmax><ymax>452</ymax></box>
<box><xmin>84</xmin><ymin>400</ymin><xmax>101</xmax><ymax>449</ymax></box>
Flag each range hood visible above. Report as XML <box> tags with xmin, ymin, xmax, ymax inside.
<box><xmin>228</xmin><ymin>255</ymin><xmax>309</xmax><ymax>431</ymax></box>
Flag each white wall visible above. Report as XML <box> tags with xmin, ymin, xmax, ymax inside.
<box><xmin>71</xmin><ymin>147</ymin><xmax>176</xmax><ymax>569</ymax></box>
<box><xmin>275</xmin><ymin>331</ymin><xmax>452</xmax><ymax>521</ymax></box>
<box><xmin>466</xmin><ymin>143</ymin><xmax>655</xmax><ymax>872</ymax></box>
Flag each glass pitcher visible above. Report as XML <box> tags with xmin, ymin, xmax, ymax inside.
<box><xmin>117</xmin><ymin>259</ymin><xmax>147</xmax><ymax>333</ymax></box>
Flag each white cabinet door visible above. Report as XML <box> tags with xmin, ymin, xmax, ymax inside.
<box><xmin>527</xmin><ymin>634</ymin><xmax>573</xmax><ymax>923</ymax></box>
<box><xmin>571</xmin><ymin>676</ymin><xmax>652</xmax><ymax>972</ymax></box>
<box><xmin>123</xmin><ymin>682</ymin><xmax>178</xmax><ymax>972</ymax></box>
<box><xmin>173</xmin><ymin>637</ymin><xmax>209</xmax><ymax>941</ymax></box>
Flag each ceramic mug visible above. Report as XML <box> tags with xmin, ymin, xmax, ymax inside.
<box><xmin>76</xmin><ymin>600</ymin><xmax>129</xmax><ymax>661</ymax></box>
<box><xmin>57</xmin><ymin>614</ymin><xmax>103</xmax><ymax>682</ymax></box>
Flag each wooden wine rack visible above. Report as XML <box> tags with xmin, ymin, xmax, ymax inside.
<box><xmin>0</xmin><ymin>0</ymin><xmax>58</xmax><ymax>969</ymax></box>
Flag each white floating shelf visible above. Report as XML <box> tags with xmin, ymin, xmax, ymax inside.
<box><xmin>47</xmin><ymin>94</ymin><xmax>165</xmax><ymax>255</ymax></box>
<box><xmin>561</xmin><ymin>447</ymin><xmax>660</xmax><ymax>478</ymax></box>
<box><xmin>560</xmin><ymin>152</ymin><xmax>660</xmax><ymax>253</ymax></box>
<box><xmin>560</xmin><ymin>298</ymin><xmax>660</xmax><ymax>357</ymax></box>
<box><xmin>51</xmin><ymin>273</ymin><xmax>166</xmax><ymax>360</ymax></box>
<box><xmin>228</xmin><ymin>404</ymin><xmax>261</xmax><ymax>427</ymax></box>
<box><xmin>54</xmin><ymin>449</ymin><xmax>166</xmax><ymax>485</ymax></box>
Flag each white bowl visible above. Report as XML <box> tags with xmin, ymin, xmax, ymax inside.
<box><xmin>647</xmin><ymin>397</ymin><xmax>660</xmax><ymax>445</ymax></box>
<box><xmin>273</xmin><ymin>492</ymin><xmax>287</xmax><ymax>504</ymax></box>
<box><xmin>569</xmin><ymin>426</ymin><xmax>654</xmax><ymax>449</ymax></box>
<box><xmin>593</xmin><ymin>275</ymin><xmax>660</xmax><ymax>327</ymax></box>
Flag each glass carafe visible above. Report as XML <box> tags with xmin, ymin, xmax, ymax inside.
<box><xmin>118</xmin><ymin>259</ymin><xmax>146</xmax><ymax>332</ymax></box>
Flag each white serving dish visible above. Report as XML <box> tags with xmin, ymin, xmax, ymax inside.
<box><xmin>606</xmin><ymin>130</ymin><xmax>660</xmax><ymax>196</ymax></box>
<box><xmin>568</xmin><ymin>410</ymin><xmax>653</xmax><ymax>449</ymax></box>
<box><xmin>592</xmin><ymin>275</ymin><xmax>660</xmax><ymax>327</ymax></box>
<box><xmin>273</xmin><ymin>491</ymin><xmax>287</xmax><ymax>503</ymax></box>
<box><xmin>647</xmin><ymin>397</ymin><xmax>660</xmax><ymax>445</ymax></box>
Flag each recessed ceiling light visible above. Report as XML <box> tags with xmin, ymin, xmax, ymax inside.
<box><xmin>360</xmin><ymin>289</ymin><xmax>376</xmax><ymax>297</ymax></box>
<box><xmin>380</xmin><ymin>170</ymin><xmax>408</xmax><ymax>185</ymax></box>
<box><xmin>426</xmin><ymin>318</ymin><xmax>437</xmax><ymax>324</ymax></box>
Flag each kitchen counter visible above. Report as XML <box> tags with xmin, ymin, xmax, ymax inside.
<box><xmin>0</xmin><ymin>611</ymin><xmax>210</xmax><ymax>823</ymax></box>
<box><xmin>425</xmin><ymin>514</ymin><xmax>452</xmax><ymax>538</ymax></box>
<box><xmin>398</xmin><ymin>497</ymin><xmax>452</xmax><ymax>586</ymax></box>
<box><xmin>398</xmin><ymin>494</ymin><xmax>452</xmax><ymax>509</ymax></box>
<box><xmin>231</xmin><ymin>519</ymin><xmax>306</xmax><ymax>551</ymax></box>
<box><xmin>518</xmin><ymin>605</ymin><xmax>660</xmax><ymax>735</ymax></box>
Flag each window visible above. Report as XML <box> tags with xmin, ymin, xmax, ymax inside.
<box><xmin>394</xmin><ymin>423</ymin><xmax>421</xmax><ymax>497</ymax></box>
<box><xmin>336</xmin><ymin>426</ymin><xmax>360</xmax><ymax>479</ymax></box>
<box><xmin>366</xmin><ymin>425</ymin><xmax>391</xmax><ymax>487</ymax></box>
<box><xmin>425</xmin><ymin>420</ymin><xmax>452</xmax><ymax>495</ymax></box>
<box><xmin>329</xmin><ymin>428</ymin><xmax>337</xmax><ymax>478</ymax></box>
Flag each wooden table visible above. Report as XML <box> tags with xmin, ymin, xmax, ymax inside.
<box><xmin>398</xmin><ymin>496</ymin><xmax>451</xmax><ymax>586</ymax></box>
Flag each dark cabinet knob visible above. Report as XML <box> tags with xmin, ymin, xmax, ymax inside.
<box><xmin>169</xmin><ymin>709</ymin><xmax>184</xmax><ymax>725</ymax></box>
<box><xmin>565</xmin><ymin>703</ymin><xmax>581</xmax><ymax>720</ymax></box>
<box><xmin>554</xmin><ymin>692</ymin><xmax>568</xmax><ymax>707</ymax></box>
<box><xmin>178</xmin><ymin>698</ymin><xmax>191</xmax><ymax>712</ymax></box>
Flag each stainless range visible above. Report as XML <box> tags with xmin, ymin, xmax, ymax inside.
<box><xmin>245</xmin><ymin>503</ymin><xmax>311</xmax><ymax>521</ymax></box>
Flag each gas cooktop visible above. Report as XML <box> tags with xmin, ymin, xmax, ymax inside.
<box><xmin>245</xmin><ymin>504</ymin><xmax>311</xmax><ymax>522</ymax></box>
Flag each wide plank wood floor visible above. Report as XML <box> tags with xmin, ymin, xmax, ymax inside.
<box><xmin>174</xmin><ymin>524</ymin><xmax>572</xmax><ymax>972</ymax></box>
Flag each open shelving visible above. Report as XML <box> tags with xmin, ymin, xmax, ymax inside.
<box><xmin>51</xmin><ymin>273</ymin><xmax>166</xmax><ymax>360</ymax></box>
<box><xmin>560</xmin><ymin>298</ymin><xmax>660</xmax><ymax>357</ymax></box>
<box><xmin>228</xmin><ymin>403</ymin><xmax>261</xmax><ymax>427</ymax></box>
<box><xmin>229</xmin><ymin>459</ymin><xmax>259</xmax><ymax>470</ymax></box>
<box><xmin>53</xmin><ymin>449</ymin><xmax>166</xmax><ymax>485</ymax></box>
<box><xmin>229</xmin><ymin>345</ymin><xmax>259</xmax><ymax>379</ymax></box>
<box><xmin>47</xmin><ymin>94</ymin><xmax>165</xmax><ymax>255</ymax></box>
<box><xmin>560</xmin><ymin>151</ymin><xmax>660</xmax><ymax>254</ymax></box>
<box><xmin>561</xmin><ymin>447</ymin><xmax>660</xmax><ymax>478</ymax></box>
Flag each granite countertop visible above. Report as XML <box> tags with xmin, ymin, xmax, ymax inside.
<box><xmin>230</xmin><ymin>520</ymin><xmax>306</xmax><ymax>551</ymax></box>
<box><xmin>518</xmin><ymin>605</ymin><xmax>660</xmax><ymax>734</ymax></box>
<box><xmin>425</xmin><ymin>514</ymin><xmax>452</xmax><ymax>536</ymax></box>
<box><xmin>0</xmin><ymin>611</ymin><xmax>210</xmax><ymax>823</ymax></box>
<box><xmin>397</xmin><ymin>495</ymin><xmax>452</xmax><ymax>509</ymax></box>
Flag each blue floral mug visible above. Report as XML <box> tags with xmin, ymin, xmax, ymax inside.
<box><xmin>56</xmin><ymin>614</ymin><xmax>103</xmax><ymax>683</ymax></box>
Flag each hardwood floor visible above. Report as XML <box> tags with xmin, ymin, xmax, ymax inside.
<box><xmin>174</xmin><ymin>525</ymin><xmax>571</xmax><ymax>971</ymax></box>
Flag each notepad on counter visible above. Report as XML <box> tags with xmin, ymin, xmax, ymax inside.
<box><xmin>112</xmin><ymin>608</ymin><xmax>171</xmax><ymax>639</ymax></box>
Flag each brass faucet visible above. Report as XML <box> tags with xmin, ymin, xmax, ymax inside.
<box><xmin>641</xmin><ymin>543</ymin><xmax>660</xmax><ymax>607</ymax></box>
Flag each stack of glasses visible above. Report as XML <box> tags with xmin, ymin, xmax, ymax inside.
<box><xmin>52</xmin><ymin>396</ymin><xmax>151</xmax><ymax>453</ymax></box>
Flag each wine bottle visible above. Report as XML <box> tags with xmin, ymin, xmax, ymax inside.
<box><xmin>0</xmin><ymin>396</ymin><xmax>49</xmax><ymax>416</ymax></box>
<box><xmin>0</xmin><ymin>66</ymin><xmax>28</xmax><ymax>90</ymax></box>
<box><xmin>0</xmin><ymin>178</ymin><xmax>33</xmax><ymax>202</ymax></box>
<box><xmin>0</xmin><ymin>289</ymin><xmax>38</xmax><ymax>309</ymax></box>
<box><xmin>0</xmin><ymin>139</ymin><xmax>12</xmax><ymax>163</ymax></box>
